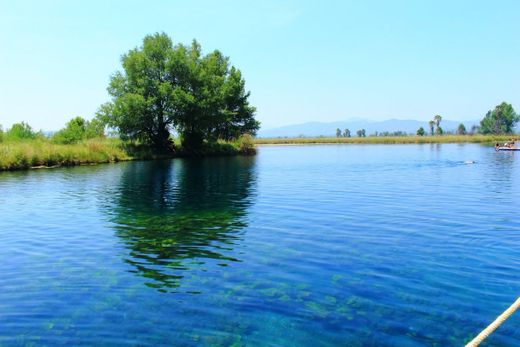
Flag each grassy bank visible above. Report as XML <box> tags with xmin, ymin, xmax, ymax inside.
<box><xmin>0</xmin><ymin>136</ymin><xmax>256</xmax><ymax>171</ymax></box>
<box><xmin>255</xmin><ymin>134</ymin><xmax>518</xmax><ymax>145</ymax></box>
<box><xmin>0</xmin><ymin>138</ymin><xmax>131</xmax><ymax>171</ymax></box>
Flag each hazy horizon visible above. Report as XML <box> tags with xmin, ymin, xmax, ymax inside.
<box><xmin>1</xmin><ymin>0</ymin><xmax>519</xmax><ymax>131</ymax></box>
<box><xmin>259</xmin><ymin>116</ymin><xmax>481</xmax><ymax>130</ymax></box>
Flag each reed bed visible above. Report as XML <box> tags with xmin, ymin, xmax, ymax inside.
<box><xmin>254</xmin><ymin>135</ymin><xmax>517</xmax><ymax>145</ymax></box>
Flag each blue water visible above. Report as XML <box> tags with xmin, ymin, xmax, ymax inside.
<box><xmin>1</xmin><ymin>143</ymin><xmax>519</xmax><ymax>346</ymax></box>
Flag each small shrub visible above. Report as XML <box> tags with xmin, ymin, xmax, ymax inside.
<box><xmin>238</xmin><ymin>134</ymin><xmax>256</xmax><ymax>155</ymax></box>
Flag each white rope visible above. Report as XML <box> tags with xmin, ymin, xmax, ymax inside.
<box><xmin>465</xmin><ymin>297</ymin><xmax>520</xmax><ymax>347</ymax></box>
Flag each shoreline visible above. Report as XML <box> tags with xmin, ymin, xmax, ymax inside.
<box><xmin>2</xmin><ymin>135</ymin><xmax>517</xmax><ymax>172</ymax></box>
<box><xmin>254</xmin><ymin>135</ymin><xmax>518</xmax><ymax>145</ymax></box>
<box><xmin>0</xmin><ymin>139</ymin><xmax>255</xmax><ymax>172</ymax></box>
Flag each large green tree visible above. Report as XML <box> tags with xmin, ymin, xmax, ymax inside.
<box><xmin>479</xmin><ymin>102</ymin><xmax>519</xmax><ymax>135</ymax></box>
<box><xmin>98</xmin><ymin>33</ymin><xmax>259</xmax><ymax>150</ymax></box>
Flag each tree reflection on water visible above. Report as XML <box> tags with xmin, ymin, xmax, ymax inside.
<box><xmin>109</xmin><ymin>157</ymin><xmax>257</xmax><ymax>292</ymax></box>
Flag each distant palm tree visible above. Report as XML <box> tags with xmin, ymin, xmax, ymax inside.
<box><xmin>433</xmin><ymin>115</ymin><xmax>442</xmax><ymax>136</ymax></box>
<box><xmin>428</xmin><ymin>120</ymin><xmax>435</xmax><ymax>136</ymax></box>
<box><xmin>434</xmin><ymin>114</ymin><xmax>442</xmax><ymax>128</ymax></box>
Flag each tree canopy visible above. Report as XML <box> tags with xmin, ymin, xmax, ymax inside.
<box><xmin>53</xmin><ymin>116</ymin><xmax>105</xmax><ymax>144</ymax></box>
<box><xmin>479</xmin><ymin>102</ymin><xmax>519</xmax><ymax>135</ymax></box>
<box><xmin>5</xmin><ymin>122</ymin><xmax>38</xmax><ymax>140</ymax></box>
<box><xmin>98</xmin><ymin>33</ymin><xmax>259</xmax><ymax>150</ymax></box>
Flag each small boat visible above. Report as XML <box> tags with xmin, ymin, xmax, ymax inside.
<box><xmin>496</xmin><ymin>147</ymin><xmax>520</xmax><ymax>151</ymax></box>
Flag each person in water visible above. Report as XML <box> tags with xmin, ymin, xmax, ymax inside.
<box><xmin>501</xmin><ymin>139</ymin><xmax>516</xmax><ymax>148</ymax></box>
<box><xmin>495</xmin><ymin>142</ymin><xmax>501</xmax><ymax>150</ymax></box>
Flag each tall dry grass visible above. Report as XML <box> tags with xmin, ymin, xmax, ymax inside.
<box><xmin>254</xmin><ymin>135</ymin><xmax>518</xmax><ymax>145</ymax></box>
<box><xmin>0</xmin><ymin>138</ymin><xmax>130</xmax><ymax>170</ymax></box>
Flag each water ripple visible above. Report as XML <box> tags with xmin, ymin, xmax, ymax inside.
<box><xmin>0</xmin><ymin>144</ymin><xmax>519</xmax><ymax>345</ymax></box>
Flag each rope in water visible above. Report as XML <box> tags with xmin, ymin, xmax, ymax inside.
<box><xmin>465</xmin><ymin>297</ymin><xmax>520</xmax><ymax>347</ymax></box>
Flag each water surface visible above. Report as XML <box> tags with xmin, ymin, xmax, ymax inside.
<box><xmin>1</xmin><ymin>144</ymin><xmax>519</xmax><ymax>346</ymax></box>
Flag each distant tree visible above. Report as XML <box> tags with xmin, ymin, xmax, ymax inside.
<box><xmin>356</xmin><ymin>129</ymin><xmax>366</xmax><ymax>137</ymax></box>
<box><xmin>53</xmin><ymin>116</ymin><xmax>105</xmax><ymax>144</ymax></box>
<box><xmin>434</xmin><ymin>114</ymin><xmax>442</xmax><ymax>128</ymax></box>
<box><xmin>457</xmin><ymin>123</ymin><xmax>466</xmax><ymax>135</ymax></box>
<box><xmin>6</xmin><ymin>122</ymin><xmax>36</xmax><ymax>140</ymax></box>
<box><xmin>98</xmin><ymin>32</ymin><xmax>259</xmax><ymax>151</ymax></box>
<box><xmin>85</xmin><ymin>118</ymin><xmax>105</xmax><ymax>139</ymax></box>
<box><xmin>336</xmin><ymin>128</ymin><xmax>342</xmax><ymax>137</ymax></box>
<box><xmin>416</xmin><ymin>127</ymin><xmax>425</xmax><ymax>136</ymax></box>
<box><xmin>53</xmin><ymin>117</ymin><xmax>87</xmax><ymax>144</ymax></box>
<box><xmin>385</xmin><ymin>130</ymin><xmax>407</xmax><ymax>137</ymax></box>
<box><xmin>428</xmin><ymin>120</ymin><xmax>435</xmax><ymax>136</ymax></box>
<box><xmin>0</xmin><ymin>125</ymin><xmax>3</xmax><ymax>143</ymax></box>
<box><xmin>343</xmin><ymin>128</ymin><xmax>351</xmax><ymax>137</ymax></box>
<box><xmin>432</xmin><ymin>115</ymin><xmax>443</xmax><ymax>135</ymax></box>
<box><xmin>479</xmin><ymin>102</ymin><xmax>519</xmax><ymax>135</ymax></box>
<box><xmin>470</xmin><ymin>125</ymin><xmax>480</xmax><ymax>135</ymax></box>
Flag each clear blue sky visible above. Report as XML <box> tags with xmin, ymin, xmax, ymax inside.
<box><xmin>1</xmin><ymin>0</ymin><xmax>519</xmax><ymax>131</ymax></box>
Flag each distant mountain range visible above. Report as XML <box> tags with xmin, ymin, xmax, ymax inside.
<box><xmin>257</xmin><ymin>118</ymin><xmax>480</xmax><ymax>138</ymax></box>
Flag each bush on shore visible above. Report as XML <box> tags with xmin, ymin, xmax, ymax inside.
<box><xmin>238</xmin><ymin>134</ymin><xmax>256</xmax><ymax>155</ymax></box>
